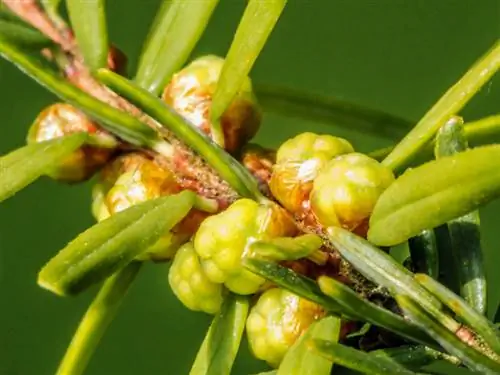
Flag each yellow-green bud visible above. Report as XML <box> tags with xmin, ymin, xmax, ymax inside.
<box><xmin>194</xmin><ymin>199</ymin><xmax>297</xmax><ymax>295</ymax></box>
<box><xmin>246</xmin><ymin>288</ymin><xmax>325</xmax><ymax>367</ymax></box>
<box><xmin>310</xmin><ymin>153</ymin><xmax>395</xmax><ymax>233</ymax></box>
<box><xmin>169</xmin><ymin>242</ymin><xmax>225</xmax><ymax>314</ymax></box>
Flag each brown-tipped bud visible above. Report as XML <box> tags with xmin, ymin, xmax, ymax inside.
<box><xmin>91</xmin><ymin>153</ymin><xmax>204</xmax><ymax>261</ymax></box>
<box><xmin>107</xmin><ymin>45</ymin><xmax>128</xmax><ymax>76</ymax></box>
<box><xmin>92</xmin><ymin>152</ymin><xmax>181</xmax><ymax>221</ymax></box>
<box><xmin>162</xmin><ymin>55</ymin><xmax>261</xmax><ymax>153</ymax></box>
<box><xmin>27</xmin><ymin>103</ymin><xmax>117</xmax><ymax>183</ymax></box>
<box><xmin>270</xmin><ymin>132</ymin><xmax>354</xmax><ymax>213</ymax></box>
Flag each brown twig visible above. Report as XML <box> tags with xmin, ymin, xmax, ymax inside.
<box><xmin>3</xmin><ymin>0</ymin><xmax>70</xmax><ymax>47</ymax></box>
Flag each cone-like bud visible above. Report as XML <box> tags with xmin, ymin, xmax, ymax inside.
<box><xmin>270</xmin><ymin>132</ymin><xmax>354</xmax><ymax>213</ymax></box>
<box><xmin>162</xmin><ymin>55</ymin><xmax>261</xmax><ymax>153</ymax></box>
<box><xmin>194</xmin><ymin>199</ymin><xmax>297</xmax><ymax>295</ymax></box>
<box><xmin>27</xmin><ymin>103</ymin><xmax>117</xmax><ymax>182</ymax></box>
<box><xmin>92</xmin><ymin>153</ymin><xmax>204</xmax><ymax>260</ymax></box>
<box><xmin>107</xmin><ymin>45</ymin><xmax>128</xmax><ymax>76</ymax></box>
<box><xmin>310</xmin><ymin>153</ymin><xmax>395</xmax><ymax>234</ymax></box>
<box><xmin>246</xmin><ymin>288</ymin><xmax>326</xmax><ymax>367</ymax></box>
<box><xmin>169</xmin><ymin>242</ymin><xmax>225</xmax><ymax>314</ymax></box>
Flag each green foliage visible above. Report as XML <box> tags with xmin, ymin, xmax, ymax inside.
<box><xmin>370</xmin><ymin>345</ymin><xmax>460</xmax><ymax>370</ymax></box>
<box><xmin>38</xmin><ymin>191</ymin><xmax>195</xmax><ymax>296</ymax></box>
<box><xmin>242</xmin><ymin>257</ymin><xmax>343</xmax><ymax>315</ymax></box>
<box><xmin>415</xmin><ymin>274</ymin><xmax>500</xmax><ymax>354</ymax></box>
<box><xmin>135</xmin><ymin>0</ymin><xmax>219</xmax><ymax>94</ymax></box>
<box><xmin>1</xmin><ymin>3</ymin><xmax>500</xmax><ymax>375</ymax></box>
<box><xmin>249</xmin><ymin>234</ymin><xmax>323</xmax><ymax>262</ymax></box>
<box><xmin>276</xmin><ymin>316</ymin><xmax>340</xmax><ymax>375</ymax></box>
<box><xmin>66</xmin><ymin>0</ymin><xmax>108</xmax><ymax>71</ymax></box>
<box><xmin>408</xmin><ymin>229</ymin><xmax>439</xmax><ymax>278</ymax></box>
<box><xmin>0</xmin><ymin>38</ymin><xmax>161</xmax><ymax>147</ymax></box>
<box><xmin>435</xmin><ymin>119</ymin><xmax>486</xmax><ymax>314</ymax></box>
<box><xmin>317</xmin><ymin>276</ymin><xmax>434</xmax><ymax>347</ymax></box>
<box><xmin>464</xmin><ymin>114</ymin><xmax>500</xmax><ymax>146</ymax></box>
<box><xmin>0</xmin><ymin>133</ymin><xmax>86</xmax><ymax>203</ymax></box>
<box><xmin>190</xmin><ymin>294</ymin><xmax>249</xmax><ymax>375</ymax></box>
<box><xmin>210</xmin><ymin>0</ymin><xmax>287</xmax><ymax>146</ymax></box>
<box><xmin>369</xmin><ymin>145</ymin><xmax>500</xmax><ymax>246</ymax></box>
<box><xmin>369</xmin><ymin>113</ymin><xmax>500</xmax><ymax>162</ymax></box>
<box><xmin>382</xmin><ymin>40</ymin><xmax>500</xmax><ymax>171</ymax></box>
<box><xmin>312</xmin><ymin>339</ymin><xmax>418</xmax><ymax>375</ymax></box>
<box><xmin>397</xmin><ymin>295</ymin><xmax>500</xmax><ymax>374</ymax></box>
<box><xmin>327</xmin><ymin>227</ymin><xmax>441</xmax><ymax>312</ymax></box>
<box><xmin>56</xmin><ymin>262</ymin><xmax>142</xmax><ymax>375</ymax></box>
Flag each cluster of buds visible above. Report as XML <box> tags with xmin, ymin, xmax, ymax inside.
<box><xmin>271</xmin><ymin>132</ymin><xmax>395</xmax><ymax>236</ymax></box>
<box><xmin>193</xmin><ymin>199</ymin><xmax>298</xmax><ymax>294</ymax></box>
<box><xmin>270</xmin><ymin>132</ymin><xmax>355</xmax><ymax>213</ymax></box>
<box><xmin>26</xmin><ymin>55</ymin><xmax>396</xmax><ymax>369</ymax></box>
<box><xmin>185</xmin><ymin>197</ymin><xmax>329</xmax><ymax>366</ymax></box>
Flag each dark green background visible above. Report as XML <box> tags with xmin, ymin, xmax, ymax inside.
<box><xmin>1</xmin><ymin>1</ymin><xmax>499</xmax><ymax>374</ymax></box>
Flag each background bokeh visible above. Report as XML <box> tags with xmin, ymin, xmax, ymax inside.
<box><xmin>0</xmin><ymin>1</ymin><xmax>499</xmax><ymax>374</ymax></box>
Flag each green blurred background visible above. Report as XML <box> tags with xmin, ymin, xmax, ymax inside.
<box><xmin>0</xmin><ymin>1</ymin><xmax>499</xmax><ymax>374</ymax></box>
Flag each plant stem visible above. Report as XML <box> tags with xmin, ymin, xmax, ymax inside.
<box><xmin>382</xmin><ymin>41</ymin><xmax>500</xmax><ymax>172</ymax></box>
<box><xmin>96</xmin><ymin>68</ymin><xmax>264</xmax><ymax>202</ymax></box>
<box><xmin>2</xmin><ymin>0</ymin><xmax>69</xmax><ymax>47</ymax></box>
<box><xmin>56</xmin><ymin>262</ymin><xmax>141</xmax><ymax>375</ymax></box>
<box><xmin>464</xmin><ymin>114</ymin><xmax>500</xmax><ymax>145</ymax></box>
<box><xmin>0</xmin><ymin>37</ymin><xmax>160</xmax><ymax>147</ymax></box>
